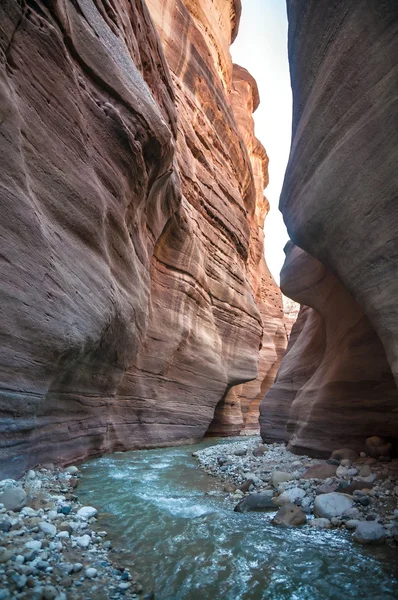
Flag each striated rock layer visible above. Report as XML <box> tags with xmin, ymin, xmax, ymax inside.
<box><xmin>0</xmin><ymin>0</ymin><xmax>284</xmax><ymax>476</ymax></box>
<box><xmin>261</xmin><ymin>0</ymin><xmax>398</xmax><ymax>456</ymax></box>
<box><xmin>207</xmin><ymin>65</ymin><xmax>286</xmax><ymax>436</ymax></box>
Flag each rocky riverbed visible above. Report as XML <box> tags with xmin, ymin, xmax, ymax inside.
<box><xmin>194</xmin><ymin>436</ymin><xmax>398</xmax><ymax>545</ymax></box>
<box><xmin>0</xmin><ymin>466</ymin><xmax>148</xmax><ymax>600</ymax></box>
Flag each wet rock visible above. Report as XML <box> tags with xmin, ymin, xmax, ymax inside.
<box><xmin>272</xmin><ymin>503</ymin><xmax>307</xmax><ymax>527</ymax></box>
<box><xmin>353</xmin><ymin>521</ymin><xmax>386</xmax><ymax>545</ymax></box>
<box><xmin>314</xmin><ymin>493</ymin><xmax>354</xmax><ymax>519</ymax></box>
<box><xmin>302</xmin><ymin>464</ymin><xmax>337</xmax><ymax>479</ymax></box>
<box><xmin>0</xmin><ymin>487</ymin><xmax>26</xmax><ymax>512</ymax></box>
<box><xmin>234</xmin><ymin>492</ymin><xmax>276</xmax><ymax>513</ymax></box>
<box><xmin>271</xmin><ymin>472</ymin><xmax>294</xmax><ymax>487</ymax></box>
<box><xmin>330</xmin><ymin>449</ymin><xmax>359</xmax><ymax>463</ymax></box>
<box><xmin>310</xmin><ymin>518</ymin><xmax>332</xmax><ymax>529</ymax></box>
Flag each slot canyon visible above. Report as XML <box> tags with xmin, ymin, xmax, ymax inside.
<box><xmin>0</xmin><ymin>0</ymin><xmax>397</xmax><ymax>599</ymax></box>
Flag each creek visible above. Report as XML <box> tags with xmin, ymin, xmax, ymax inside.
<box><xmin>79</xmin><ymin>438</ymin><xmax>398</xmax><ymax>599</ymax></box>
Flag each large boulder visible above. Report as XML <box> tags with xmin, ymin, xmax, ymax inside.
<box><xmin>0</xmin><ymin>487</ymin><xmax>26</xmax><ymax>512</ymax></box>
<box><xmin>272</xmin><ymin>503</ymin><xmax>307</xmax><ymax>527</ymax></box>
<box><xmin>314</xmin><ymin>493</ymin><xmax>353</xmax><ymax>519</ymax></box>
<box><xmin>353</xmin><ymin>522</ymin><xmax>386</xmax><ymax>545</ymax></box>
<box><xmin>234</xmin><ymin>492</ymin><xmax>276</xmax><ymax>513</ymax></box>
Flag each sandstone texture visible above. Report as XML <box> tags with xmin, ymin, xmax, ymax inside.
<box><xmin>261</xmin><ymin>0</ymin><xmax>398</xmax><ymax>456</ymax></box>
<box><xmin>0</xmin><ymin>0</ymin><xmax>284</xmax><ymax>476</ymax></box>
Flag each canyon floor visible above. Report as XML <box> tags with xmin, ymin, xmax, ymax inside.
<box><xmin>195</xmin><ymin>437</ymin><xmax>398</xmax><ymax>543</ymax></box>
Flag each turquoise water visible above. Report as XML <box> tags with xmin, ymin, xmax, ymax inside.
<box><xmin>79</xmin><ymin>438</ymin><xmax>398</xmax><ymax>600</ymax></box>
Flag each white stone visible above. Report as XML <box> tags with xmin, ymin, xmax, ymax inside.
<box><xmin>24</xmin><ymin>540</ymin><xmax>42</xmax><ymax>550</ymax></box>
<box><xmin>49</xmin><ymin>541</ymin><xmax>62</xmax><ymax>551</ymax></box>
<box><xmin>314</xmin><ymin>493</ymin><xmax>354</xmax><ymax>519</ymax></box>
<box><xmin>85</xmin><ymin>568</ymin><xmax>97</xmax><ymax>579</ymax></box>
<box><xmin>39</xmin><ymin>521</ymin><xmax>57</xmax><ymax>536</ymax></box>
<box><xmin>336</xmin><ymin>466</ymin><xmax>348</xmax><ymax>478</ymax></box>
<box><xmin>75</xmin><ymin>534</ymin><xmax>91</xmax><ymax>548</ymax></box>
<box><xmin>57</xmin><ymin>531</ymin><xmax>69</xmax><ymax>539</ymax></box>
<box><xmin>21</xmin><ymin>507</ymin><xmax>36</xmax><ymax>517</ymax></box>
<box><xmin>77</xmin><ymin>506</ymin><xmax>97</xmax><ymax>520</ymax></box>
<box><xmin>65</xmin><ymin>466</ymin><xmax>79</xmax><ymax>475</ymax></box>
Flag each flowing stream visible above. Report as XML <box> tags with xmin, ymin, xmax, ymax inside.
<box><xmin>79</xmin><ymin>438</ymin><xmax>398</xmax><ymax>599</ymax></box>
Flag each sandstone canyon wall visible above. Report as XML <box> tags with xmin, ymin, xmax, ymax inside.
<box><xmin>0</xmin><ymin>0</ymin><xmax>285</xmax><ymax>477</ymax></box>
<box><xmin>261</xmin><ymin>0</ymin><xmax>398</xmax><ymax>456</ymax></box>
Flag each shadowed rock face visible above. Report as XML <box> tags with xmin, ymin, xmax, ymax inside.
<box><xmin>0</xmin><ymin>0</ymin><xmax>283</xmax><ymax>476</ymax></box>
<box><xmin>261</xmin><ymin>0</ymin><xmax>398</xmax><ymax>456</ymax></box>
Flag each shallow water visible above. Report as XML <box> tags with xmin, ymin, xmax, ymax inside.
<box><xmin>80</xmin><ymin>438</ymin><xmax>398</xmax><ymax>600</ymax></box>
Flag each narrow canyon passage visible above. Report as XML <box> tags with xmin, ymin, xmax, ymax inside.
<box><xmin>0</xmin><ymin>0</ymin><xmax>398</xmax><ymax>598</ymax></box>
<box><xmin>79</xmin><ymin>439</ymin><xmax>398</xmax><ymax>599</ymax></box>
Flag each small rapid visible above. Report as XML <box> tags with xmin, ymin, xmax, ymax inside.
<box><xmin>79</xmin><ymin>438</ymin><xmax>398</xmax><ymax>599</ymax></box>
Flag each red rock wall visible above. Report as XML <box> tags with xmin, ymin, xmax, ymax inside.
<box><xmin>261</xmin><ymin>0</ymin><xmax>398</xmax><ymax>456</ymax></box>
<box><xmin>207</xmin><ymin>65</ymin><xmax>286</xmax><ymax>436</ymax></box>
<box><xmin>0</xmin><ymin>0</ymin><xmax>284</xmax><ymax>476</ymax></box>
<box><xmin>261</xmin><ymin>244</ymin><xmax>398</xmax><ymax>455</ymax></box>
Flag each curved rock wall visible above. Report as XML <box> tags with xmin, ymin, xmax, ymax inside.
<box><xmin>207</xmin><ymin>65</ymin><xmax>286</xmax><ymax>436</ymax></box>
<box><xmin>261</xmin><ymin>244</ymin><xmax>398</xmax><ymax>455</ymax></box>
<box><xmin>261</xmin><ymin>0</ymin><xmax>398</xmax><ymax>457</ymax></box>
<box><xmin>0</xmin><ymin>0</ymin><xmax>284</xmax><ymax>476</ymax></box>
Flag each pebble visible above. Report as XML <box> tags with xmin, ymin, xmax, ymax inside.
<box><xmin>77</xmin><ymin>506</ymin><xmax>98</xmax><ymax>519</ymax></box>
<box><xmin>39</xmin><ymin>521</ymin><xmax>57</xmax><ymax>536</ymax></box>
<box><xmin>75</xmin><ymin>534</ymin><xmax>91</xmax><ymax>548</ymax></box>
<box><xmin>195</xmin><ymin>437</ymin><xmax>398</xmax><ymax>551</ymax></box>
<box><xmin>85</xmin><ymin>567</ymin><xmax>98</xmax><ymax>579</ymax></box>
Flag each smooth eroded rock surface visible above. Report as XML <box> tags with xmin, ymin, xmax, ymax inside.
<box><xmin>261</xmin><ymin>0</ymin><xmax>398</xmax><ymax>456</ymax></box>
<box><xmin>0</xmin><ymin>0</ymin><xmax>284</xmax><ymax>476</ymax></box>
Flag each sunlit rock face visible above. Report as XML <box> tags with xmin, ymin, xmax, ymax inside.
<box><xmin>262</xmin><ymin>0</ymin><xmax>398</xmax><ymax>456</ymax></box>
<box><xmin>207</xmin><ymin>65</ymin><xmax>286</xmax><ymax>436</ymax></box>
<box><xmin>0</xmin><ymin>0</ymin><xmax>283</xmax><ymax>476</ymax></box>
